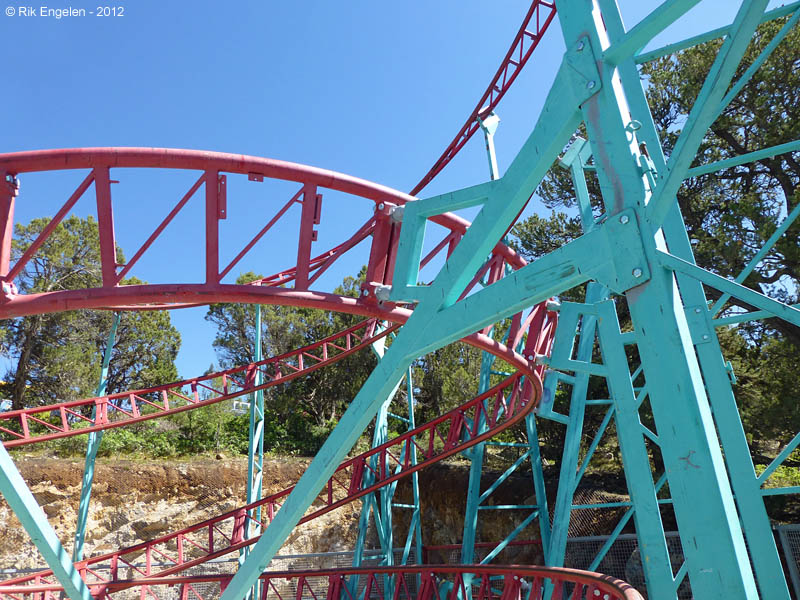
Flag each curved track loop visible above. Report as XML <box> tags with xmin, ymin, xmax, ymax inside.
<box><xmin>0</xmin><ymin>565</ymin><xmax>644</xmax><ymax>600</ymax></box>
<box><xmin>0</xmin><ymin>9</ymin><xmax>579</xmax><ymax>596</ymax></box>
<box><xmin>0</xmin><ymin>312</ymin><xmax>539</xmax><ymax>448</ymax></box>
<box><xmin>0</xmin><ymin>305</ymin><xmax>557</xmax><ymax>594</ymax></box>
<box><xmin>0</xmin><ymin>148</ymin><xmax>529</xmax><ymax>320</ymax></box>
<box><xmin>409</xmin><ymin>0</ymin><xmax>557</xmax><ymax>196</ymax></box>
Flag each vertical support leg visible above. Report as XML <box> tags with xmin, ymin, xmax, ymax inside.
<box><xmin>204</xmin><ymin>170</ymin><xmax>221</xmax><ymax>285</ymax></box>
<box><xmin>94</xmin><ymin>167</ymin><xmax>117</xmax><ymax>287</ymax></box>
<box><xmin>461</xmin><ymin>346</ymin><xmax>495</xmax><ymax>568</ymax></box>
<box><xmin>0</xmin><ymin>443</ymin><xmax>92</xmax><ymax>600</ymax></box>
<box><xmin>0</xmin><ymin>172</ymin><xmax>17</xmax><ymax>279</ymax></box>
<box><xmin>557</xmin><ymin>3</ymin><xmax>759</xmax><ymax>596</ymax></box>
<box><xmin>295</xmin><ymin>185</ymin><xmax>320</xmax><ymax>291</ymax></box>
<box><xmin>597</xmin><ymin>2</ymin><xmax>791</xmax><ymax>593</ymax></box>
<box><xmin>593</xmin><ymin>301</ymin><xmax>676</xmax><ymax>599</ymax></box>
<box><xmin>240</xmin><ymin>303</ymin><xmax>265</xmax><ymax>600</ymax></box>
<box><xmin>404</xmin><ymin>371</ymin><xmax>423</xmax><ymax>568</ymax></box>
<box><xmin>524</xmin><ymin>415</ymin><xmax>550</xmax><ymax>556</ymax></box>
<box><xmin>73</xmin><ymin>312</ymin><xmax>120</xmax><ymax>562</ymax></box>
<box><xmin>350</xmin><ymin>329</ymin><xmax>413</xmax><ymax>598</ymax></box>
<box><xmin>546</xmin><ymin>284</ymin><xmax>606</xmax><ymax>569</ymax></box>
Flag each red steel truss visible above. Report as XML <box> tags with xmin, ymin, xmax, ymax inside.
<box><xmin>0</xmin><ymin>147</ymin><xmax>531</xmax><ymax>320</ymax></box>
<box><xmin>0</xmin><ymin>305</ymin><xmax>547</xmax><ymax>448</ymax></box>
<box><xmin>409</xmin><ymin>0</ymin><xmax>557</xmax><ymax>196</ymax></box>
<box><xmin>0</xmin><ymin>5</ymin><xmax>571</xmax><ymax>592</ymax></box>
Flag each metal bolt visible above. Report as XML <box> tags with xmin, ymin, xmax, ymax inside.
<box><xmin>632</xmin><ymin>268</ymin><xmax>643</xmax><ymax>278</ymax></box>
<box><xmin>593</xmin><ymin>591</ymin><xmax>600</xmax><ymax>597</ymax></box>
<box><xmin>619</xmin><ymin>215</ymin><xmax>629</xmax><ymax>224</ymax></box>
<box><xmin>527</xmin><ymin>354</ymin><xmax>535</xmax><ymax>361</ymax></box>
<box><xmin>362</xmin><ymin>289</ymin><xmax>369</xmax><ymax>296</ymax></box>
<box><xmin>695</xmin><ymin>308</ymin><xmax>702</xmax><ymax>314</ymax></box>
<box><xmin>586</xmin><ymin>80</ymin><xmax>596</xmax><ymax>90</ymax></box>
<box><xmin>545</xmin><ymin>299</ymin><xmax>561</xmax><ymax>312</ymax></box>
<box><xmin>702</xmin><ymin>334</ymin><xmax>710</xmax><ymax>340</ymax></box>
<box><xmin>377</xmin><ymin>203</ymin><xmax>384</xmax><ymax>211</ymax></box>
<box><xmin>576</xmin><ymin>40</ymin><xmax>585</xmax><ymax>51</ymax></box>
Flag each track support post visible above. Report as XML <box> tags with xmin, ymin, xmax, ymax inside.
<box><xmin>73</xmin><ymin>312</ymin><xmax>121</xmax><ymax>562</ymax></box>
<box><xmin>556</xmin><ymin>1</ymin><xmax>763</xmax><ymax>596</ymax></box>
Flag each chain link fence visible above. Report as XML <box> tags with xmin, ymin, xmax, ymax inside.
<box><xmin>778</xmin><ymin>524</ymin><xmax>800</xmax><ymax>599</ymax></box>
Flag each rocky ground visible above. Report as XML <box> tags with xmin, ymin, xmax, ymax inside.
<box><xmin>0</xmin><ymin>455</ymin><xmax>364</xmax><ymax>573</ymax></box>
<box><xmin>2</xmin><ymin>453</ymin><xmax>607</xmax><ymax>575</ymax></box>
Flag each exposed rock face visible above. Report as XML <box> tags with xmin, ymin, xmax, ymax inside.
<box><xmin>0</xmin><ymin>456</ymin><xmax>550</xmax><ymax>575</ymax></box>
<box><xmin>0</xmin><ymin>456</ymin><xmax>364</xmax><ymax>573</ymax></box>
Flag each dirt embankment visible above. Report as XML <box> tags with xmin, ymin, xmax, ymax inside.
<box><xmin>1</xmin><ymin>455</ymin><xmax>629</xmax><ymax>575</ymax></box>
<box><xmin>0</xmin><ymin>456</ymin><xmax>365</xmax><ymax>572</ymax></box>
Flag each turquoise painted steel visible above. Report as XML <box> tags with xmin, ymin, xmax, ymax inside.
<box><xmin>600</xmin><ymin>1</ymin><xmax>791</xmax><ymax>593</ymax></box>
<box><xmin>658</xmin><ymin>251</ymin><xmax>800</xmax><ymax>327</ymax></box>
<box><xmin>0</xmin><ymin>444</ymin><xmax>92</xmax><ymax>600</ymax></box>
<box><xmin>592</xmin><ymin>300</ymin><xmax>676</xmax><ymax>598</ymax></box>
<box><xmin>240</xmin><ymin>303</ymin><xmax>265</xmax><ymax>600</ymax></box>
<box><xmin>635</xmin><ymin>1</ymin><xmax>800</xmax><ymax>64</ymax></box>
<box><xmin>351</xmin><ymin>332</ymin><xmax>421</xmax><ymax>597</ymax></box>
<box><xmin>558</xmin><ymin>1</ymin><xmax>767</xmax><ymax>597</ymax></box>
<box><xmin>216</xmin><ymin>3</ymin><xmax>799</xmax><ymax>598</ymax></box>
<box><xmin>645</xmin><ymin>1</ymin><xmax>770</xmax><ymax>229</ymax></box>
<box><xmin>73</xmin><ymin>312</ymin><xmax>120</xmax><ymax>563</ymax></box>
<box><xmin>688</xmin><ymin>139</ymin><xmax>800</xmax><ymax>178</ymax></box>
<box><xmin>223</xmin><ymin>44</ymin><xmax>593</xmax><ymax>600</ymax></box>
<box><xmin>543</xmin><ymin>284</ymin><xmax>605</xmax><ymax>576</ymax></box>
<box><xmin>709</xmin><ymin>197</ymin><xmax>800</xmax><ymax>316</ymax></box>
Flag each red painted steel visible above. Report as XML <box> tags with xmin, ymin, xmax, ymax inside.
<box><xmin>0</xmin><ymin>309</ymin><xmax>540</xmax><ymax>448</ymax></box>
<box><xmin>0</xmin><ymin>5</ymin><xmax>638</xmax><ymax>595</ymax></box>
<box><xmin>409</xmin><ymin>1</ymin><xmax>557</xmax><ymax>196</ymax></box>
<box><xmin>0</xmin><ymin>148</ymin><xmax>528</xmax><ymax>320</ymax></box>
<box><xmin>0</xmin><ymin>305</ymin><xmax>556</xmax><ymax>593</ymax></box>
<box><xmin>0</xmin><ymin>565</ymin><xmax>644</xmax><ymax>600</ymax></box>
<box><xmin>0</xmin><ymin>318</ymin><xmax>389</xmax><ymax>447</ymax></box>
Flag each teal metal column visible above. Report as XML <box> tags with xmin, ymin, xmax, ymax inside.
<box><xmin>351</xmin><ymin>329</ymin><xmax>395</xmax><ymax>567</ymax></box>
<box><xmin>544</xmin><ymin>135</ymin><xmax>605</xmax><ymax>574</ymax></box>
<box><xmin>593</xmin><ymin>300</ymin><xmax>676</xmax><ymax>599</ymax></box>
<box><xmin>403</xmin><ymin>370</ymin><xmax>423</xmax><ymax>568</ymax></box>
<box><xmin>239</xmin><ymin>302</ymin><xmax>265</xmax><ymax>599</ymax></box>
<box><xmin>600</xmin><ymin>2</ymin><xmax>794</xmax><ymax>594</ymax></box>
<box><xmin>544</xmin><ymin>283</ymin><xmax>605</xmax><ymax>571</ymax></box>
<box><xmin>460</xmin><ymin>342</ymin><xmax>496</xmax><ymax>568</ymax></box>
<box><xmin>556</xmin><ymin>2</ymin><xmax>762</xmax><ymax>596</ymax></box>
<box><xmin>73</xmin><ymin>311</ymin><xmax>120</xmax><ymax>562</ymax></box>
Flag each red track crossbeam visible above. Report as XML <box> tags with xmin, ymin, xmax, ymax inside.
<box><xmin>0</xmin><ymin>565</ymin><xmax>643</xmax><ymax>600</ymax></box>
<box><xmin>0</xmin><ymin>148</ymin><xmax>528</xmax><ymax>320</ymax></box>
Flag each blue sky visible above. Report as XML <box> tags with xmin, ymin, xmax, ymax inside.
<box><xmin>2</xmin><ymin>1</ymin><xmax>781</xmax><ymax>380</ymax></box>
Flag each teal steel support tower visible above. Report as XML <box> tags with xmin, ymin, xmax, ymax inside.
<box><xmin>224</xmin><ymin>2</ymin><xmax>800</xmax><ymax>599</ymax></box>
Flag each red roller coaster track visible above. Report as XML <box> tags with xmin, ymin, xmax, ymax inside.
<box><xmin>0</xmin><ymin>566</ymin><xmax>644</xmax><ymax>600</ymax></box>
<box><xmin>410</xmin><ymin>0</ymin><xmax>557</xmax><ymax>196</ymax></box>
